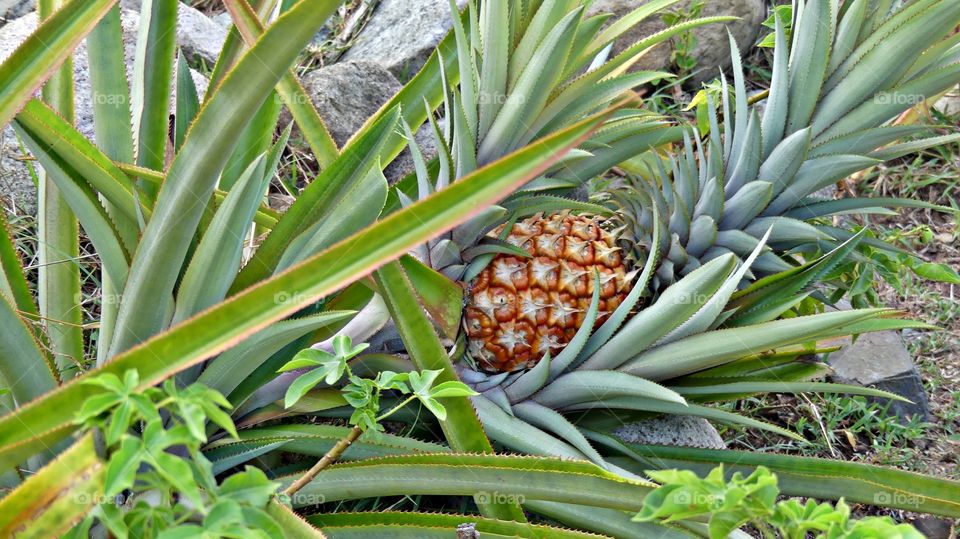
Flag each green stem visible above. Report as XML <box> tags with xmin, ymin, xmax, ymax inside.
<box><xmin>753</xmin><ymin>519</ymin><xmax>778</xmax><ymax>539</ymax></box>
<box><xmin>376</xmin><ymin>395</ymin><xmax>417</xmax><ymax>422</ymax></box>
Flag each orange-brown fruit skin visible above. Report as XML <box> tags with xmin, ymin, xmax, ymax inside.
<box><xmin>465</xmin><ymin>213</ymin><xmax>631</xmax><ymax>372</ymax></box>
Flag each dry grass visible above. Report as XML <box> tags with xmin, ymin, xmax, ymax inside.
<box><xmin>864</xmin><ymin>133</ymin><xmax>960</xmax><ymax>481</ymax></box>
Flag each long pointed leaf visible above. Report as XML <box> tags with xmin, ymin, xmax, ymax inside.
<box><xmin>109</xmin><ymin>0</ymin><xmax>342</xmax><ymax>358</ymax></box>
<box><xmin>374</xmin><ymin>260</ymin><xmax>523</xmax><ymax>521</ymax></box>
<box><xmin>0</xmin><ymin>0</ymin><xmax>115</xmax><ymax>127</ymax></box>
<box><xmin>285</xmin><ymin>453</ymin><xmax>655</xmax><ymax>511</ymax></box>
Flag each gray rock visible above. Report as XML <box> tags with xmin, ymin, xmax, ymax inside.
<box><xmin>0</xmin><ymin>10</ymin><xmax>208</xmax><ymax>214</ymax></box>
<box><xmin>0</xmin><ymin>0</ymin><xmax>32</xmax><ymax>23</ymax></box>
<box><xmin>211</xmin><ymin>10</ymin><xmax>231</xmax><ymax>30</ymax></box>
<box><xmin>614</xmin><ymin>415</ymin><xmax>726</xmax><ymax>449</ymax></box>
<box><xmin>341</xmin><ymin>0</ymin><xmax>467</xmax><ymax>79</ymax></box>
<box><xmin>300</xmin><ymin>61</ymin><xmax>402</xmax><ymax>147</ymax></box>
<box><xmin>267</xmin><ymin>193</ymin><xmax>294</xmax><ymax>213</ymax></box>
<box><xmin>812</xmin><ymin>184</ymin><xmax>838</xmax><ymax>200</ymax></box>
<box><xmin>0</xmin><ymin>13</ymin><xmax>38</xmax><ymax>213</ymax></box>
<box><xmin>456</xmin><ymin>523</ymin><xmax>480</xmax><ymax>539</ymax></box>
<box><xmin>119</xmin><ymin>0</ymin><xmax>226</xmax><ymax>66</ymax></box>
<box><xmin>172</xmin><ymin>2</ymin><xmax>226</xmax><ymax>67</ymax></box>
<box><xmin>0</xmin><ymin>127</ymin><xmax>36</xmax><ymax>214</ymax></box>
<box><xmin>587</xmin><ymin>0</ymin><xmax>767</xmax><ymax>85</ymax></box>
<box><xmin>827</xmin><ymin>308</ymin><xmax>932</xmax><ymax>423</ymax></box>
<box><xmin>296</xmin><ymin>60</ymin><xmax>436</xmax><ymax>182</ymax></box>
<box><xmin>934</xmin><ymin>92</ymin><xmax>960</xmax><ymax>117</ymax></box>
<box><xmin>913</xmin><ymin>516</ymin><xmax>954</xmax><ymax>539</ymax></box>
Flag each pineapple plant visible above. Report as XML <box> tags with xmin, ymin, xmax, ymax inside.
<box><xmin>378</xmin><ymin>0</ymin><xmax>960</xmax><ymax>474</ymax></box>
<box><xmin>0</xmin><ymin>0</ymin><xmax>958</xmax><ymax>536</ymax></box>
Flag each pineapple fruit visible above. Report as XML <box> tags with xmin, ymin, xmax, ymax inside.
<box><xmin>465</xmin><ymin>213</ymin><xmax>632</xmax><ymax>372</ymax></box>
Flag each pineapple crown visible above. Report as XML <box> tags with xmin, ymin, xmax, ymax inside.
<box><xmin>602</xmin><ymin>1</ymin><xmax>960</xmax><ymax>292</ymax></box>
<box><xmin>394</xmin><ymin>0</ymin><xmax>718</xmax><ymax>279</ymax></box>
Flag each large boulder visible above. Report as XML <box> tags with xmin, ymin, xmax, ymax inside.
<box><xmin>587</xmin><ymin>0</ymin><xmax>767</xmax><ymax>85</ymax></box>
<box><xmin>340</xmin><ymin>0</ymin><xmax>467</xmax><ymax>79</ymax></box>
<box><xmin>295</xmin><ymin>60</ymin><xmax>436</xmax><ymax>183</ymax></box>
<box><xmin>0</xmin><ymin>10</ymin><xmax>208</xmax><ymax>214</ymax></box>
<box><xmin>119</xmin><ymin>0</ymin><xmax>227</xmax><ymax>66</ymax></box>
<box><xmin>0</xmin><ymin>0</ymin><xmax>32</xmax><ymax>24</ymax></box>
<box><xmin>299</xmin><ymin>61</ymin><xmax>404</xmax><ymax>148</ymax></box>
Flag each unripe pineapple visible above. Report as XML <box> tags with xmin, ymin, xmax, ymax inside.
<box><xmin>464</xmin><ymin>213</ymin><xmax>633</xmax><ymax>372</ymax></box>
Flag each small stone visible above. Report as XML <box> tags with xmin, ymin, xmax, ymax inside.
<box><xmin>934</xmin><ymin>92</ymin><xmax>960</xmax><ymax>117</ymax></box>
<box><xmin>614</xmin><ymin>415</ymin><xmax>726</xmax><ymax>449</ymax></box>
<box><xmin>456</xmin><ymin>523</ymin><xmax>480</xmax><ymax>539</ymax></box>
<box><xmin>267</xmin><ymin>193</ymin><xmax>295</xmax><ymax>213</ymax></box>
<box><xmin>913</xmin><ymin>516</ymin><xmax>954</xmax><ymax>539</ymax></box>
<box><xmin>826</xmin><ymin>303</ymin><xmax>932</xmax><ymax>423</ymax></box>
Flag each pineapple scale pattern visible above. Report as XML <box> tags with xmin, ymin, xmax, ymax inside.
<box><xmin>465</xmin><ymin>213</ymin><xmax>632</xmax><ymax>372</ymax></box>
